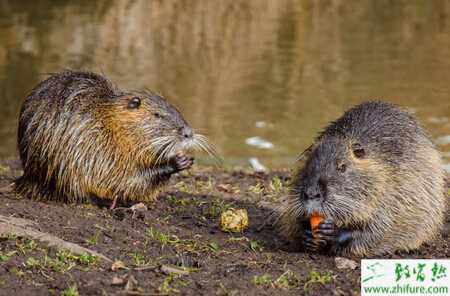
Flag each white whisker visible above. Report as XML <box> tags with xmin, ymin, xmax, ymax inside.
<box><xmin>192</xmin><ymin>133</ymin><xmax>222</xmax><ymax>165</ymax></box>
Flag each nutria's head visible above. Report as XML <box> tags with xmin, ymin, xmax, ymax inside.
<box><xmin>101</xmin><ymin>92</ymin><xmax>213</xmax><ymax>165</ymax></box>
<box><xmin>291</xmin><ymin>135</ymin><xmax>388</xmax><ymax>226</ymax></box>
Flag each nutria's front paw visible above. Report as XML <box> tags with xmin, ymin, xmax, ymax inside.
<box><xmin>315</xmin><ymin>219</ymin><xmax>353</xmax><ymax>253</ymax></box>
<box><xmin>303</xmin><ymin>229</ymin><xmax>326</xmax><ymax>252</ymax></box>
<box><xmin>302</xmin><ymin>218</ymin><xmax>339</xmax><ymax>253</ymax></box>
<box><xmin>172</xmin><ymin>153</ymin><xmax>194</xmax><ymax>172</ymax></box>
<box><xmin>315</xmin><ymin>219</ymin><xmax>339</xmax><ymax>243</ymax></box>
<box><xmin>301</xmin><ymin>219</ymin><xmax>324</xmax><ymax>252</ymax></box>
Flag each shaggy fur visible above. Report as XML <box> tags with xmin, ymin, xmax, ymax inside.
<box><xmin>15</xmin><ymin>71</ymin><xmax>214</xmax><ymax>203</ymax></box>
<box><xmin>278</xmin><ymin>101</ymin><xmax>447</xmax><ymax>256</ymax></box>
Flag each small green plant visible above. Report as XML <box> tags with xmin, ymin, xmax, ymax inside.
<box><xmin>252</xmin><ymin>273</ymin><xmax>272</xmax><ymax>286</ymax></box>
<box><xmin>61</xmin><ymin>285</ymin><xmax>79</xmax><ymax>296</ymax></box>
<box><xmin>198</xmin><ymin>178</ymin><xmax>214</xmax><ymax>191</ymax></box>
<box><xmin>249</xmin><ymin>240</ymin><xmax>264</xmax><ymax>252</ymax></box>
<box><xmin>167</xmin><ymin>195</ymin><xmax>189</xmax><ymax>206</ymax></box>
<box><xmin>158</xmin><ymin>273</ymin><xmax>180</xmax><ymax>294</ymax></box>
<box><xmin>43</xmin><ymin>256</ymin><xmax>61</xmax><ymax>273</ymax></box>
<box><xmin>175</xmin><ymin>182</ymin><xmax>192</xmax><ymax>194</ymax></box>
<box><xmin>192</xmin><ymin>198</ymin><xmax>207</xmax><ymax>207</ymax></box>
<box><xmin>44</xmin><ymin>256</ymin><xmax>73</xmax><ymax>273</ymax></box>
<box><xmin>208</xmin><ymin>242</ymin><xmax>220</xmax><ymax>252</ymax></box>
<box><xmin>269</xmin><ymin>176</ymin><xmax>283</xmax><ymax>192</ymax></box>
<box><xmin>0</xmin><ymin>254</ymin><xmax>8</xmax><ymax>262</ymax></box>
<box><xmin>249</xmin><ymin>183</ymin><xmax>265</xmax><ymax>194</ymax></box>
<box><xmin>10</xmin><ymin>267</ymin><xmax>25</xmax><ymax>277</ymax></box>
<box><xmin>78</xmin><ymin>253</ymin><xmax>97</xmax><ymax>266</ymax></box>
<box><xmin>43</xmin><ymin>251</ymin><xmax>83</xmax><ymax>273</ymax></box>
<box><xmin>146</xmin><ymin>227</ymin><xmax>180</xmax><ymax>246</ymax></box>
<box><xmin>85</xmin><ymin>231</ymin><xmax>101</xmax><ymax>246</ymax></box>
<box><xmin>304</xmin><ymin>270</ymin><xmax>333</xmax><ymax>291</ymax></box>
<box><xmin>274</xmin><ymin>270</ymin><xmax>300</xmax><ymax>289</ymax></box>
<box><xmin>25</xmin><ymin>257</ymin><xmax>40</xmax><ymax>269</ymax></box>
<box><xmin>0</xmin><ymin>251</ymin><xmax>16</xmax><ymax>262</ymax></box>
<box><xmin>130</xmin><ymin>252</ymin><xmax>147</xmax><ymax>267</ymax></box>
<box><xmin>252</xmin><ymin>270</ymin><xmax>300</xmax><ymax>290</ymax></box>
<box><xmin>56</xmin><ymin>250</ymin><xmax>79</xmax><ymax>263</ymax></box>
<box><xmin>24</xmin><ymin>239</ymin><xmax>38</xmax><ymax>250</ymax></box>
<box><xmin>16</xmin><ymin>238</ymin><xmax>38</xmax><ymax>254</ymax></box>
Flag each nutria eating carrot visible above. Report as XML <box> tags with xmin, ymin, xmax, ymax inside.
<box><xmin>278</xmin><ymin>101</ymin><xmax>447</xmax><ymax>256</ymax></box>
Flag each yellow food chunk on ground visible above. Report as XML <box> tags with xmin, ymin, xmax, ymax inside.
<box><xmin>220</xmin><ymin>208</ymin><xmax>249</xmax><ymax>233</ymax></box>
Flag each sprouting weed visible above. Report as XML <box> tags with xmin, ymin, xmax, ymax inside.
<box><xmin>249</xmin><ymin>183</ymin><xmax>265</xmax><ymax>194</ymax></box>
<box><xmin>146</xmin><ymin>227</ymin><xmax>180</xmax><ymax>246</ymax></box>
<box><xmin>249</xmin><ymin>240</ymin><xmax>264</xmax><ymax>252</ymax></box>
<box><xmin>61</xmin><ymin>285</ymin><xmax>79</xmax><ymax>296</ymax></box>
<box><xmin>158</xmin><ymin>273</ymin><xmax>180</xmax><ymax>294</ymax></box>
<box><xmin>269</xmin><ymin>176</ymin><xmax>284</xmax><ymax>192</ymax></box>
<box><xmin>252</xmin><ymin>273</ymin><xmax>272</xmax><ymax>286</ymax></box>
<box><xmin>304</xmin><ymin>270</ymin><xmax>333</xmax><ymax>291</ymax></box>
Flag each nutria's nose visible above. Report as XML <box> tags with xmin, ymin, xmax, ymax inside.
<box><xmin>180</xmin><ymin>126</ymin><xmax>193</xmax><ymax>139</ymax></box>
<box><xmin>304</xmin><ymin>186</ymin><xmax>322</xmax><ymax>200</ymax></box>
<box><xmin>304</xmin><ymin>177</ymin><xmax>327</xmax><ymax>200</ymax></box>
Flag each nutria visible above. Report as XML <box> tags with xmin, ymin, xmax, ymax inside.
<box><xmin>278</xmin><ymin>101</ymin><xmax>447</xmax><ymax>256</ymax></box>
<box><xmin>15</xmin><ymin>71</ymin><xmax>215</xmax><ymax>206</ymax></box>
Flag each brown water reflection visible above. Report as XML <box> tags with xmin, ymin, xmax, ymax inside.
<box><xmin>1</xmin><ymin>0</ymin><xmax>449</xmax><ymax>170</ymax></box>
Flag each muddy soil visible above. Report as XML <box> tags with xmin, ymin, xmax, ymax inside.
<box><xmin>0</xmin><ymin>159</ymin><xmax>449</xmax><ymax>296</ymax></box>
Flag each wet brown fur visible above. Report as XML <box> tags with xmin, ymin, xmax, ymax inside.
<box><xmin>15</xmin><ymin>71</ymin><xmax>201</xmax><ymax>204</ymax></box>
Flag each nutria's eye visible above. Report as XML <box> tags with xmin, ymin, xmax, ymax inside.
<box><xmin>352</xmin><ymin>143</ymin><xmax>365</xmax><ymax>158</ymax></box>
<box><xmin>337</xmin><ymin>162</ymin><xmax>347</xmax><ymax>173</ymax></box>
<box><xmin>128</xmin><ymin>97</ymin><xmax>141</xmax><ymax>109</ymax></box>
<box><xmin>153</xmin><ymin>112</ymin><xmax>161</xmax><ymax>118</ymax></box>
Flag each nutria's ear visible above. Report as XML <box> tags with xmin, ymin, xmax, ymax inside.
<box><xmin>351</xmin><ymin>143</ymin><xmax>365</xmax><ymax>158</ymax></box>
<box><xmin>127</xmin><ymin>97</ymin><xmax>141</xmax><ymax>109</ymax></box>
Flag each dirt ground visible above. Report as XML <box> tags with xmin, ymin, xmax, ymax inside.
<box><xmin>0</xmin><ymin>159</ymin><xmax>449</xmax><ymax>296</ymax></box>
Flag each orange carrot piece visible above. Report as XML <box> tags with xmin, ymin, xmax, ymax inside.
<box><xmin>310</xmin><ymin>212</ymin><xmax>323</xmax><ymax>232</ymax></box>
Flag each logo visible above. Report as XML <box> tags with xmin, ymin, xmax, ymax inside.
<box><xmin>361</xmin><ymin>259</ymin><xmax>449</xmax><ymax>295</ymax></box>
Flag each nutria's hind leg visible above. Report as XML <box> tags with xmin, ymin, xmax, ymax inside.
<box><xmin>88</xmin><ymin>194</ymin><xmax>113</xmax><ymax>208</ymax></box>
<box><xmin>88</xmin><ymin>194</ymin><xmax>131</xmax><ymax>209</ymax></box>
<box><xmin>13</xmin><ymin>176</ymin><xmax>28</xmax><ymax>197</ymax></box>
<box><xmin>110</xmin><ymin>195</ymin><xmax>119</xmax><ymax>209</ymax></box>
<box><xmin>14</xmin><ymin>176</ymin><xmax>54</xmax><ymax>201</ymax></box>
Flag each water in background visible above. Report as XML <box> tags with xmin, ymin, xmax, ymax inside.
<box><xmin>1</xmin><ymin>0</ymin><xmax>449</xmax><ymax>170</ymax></box>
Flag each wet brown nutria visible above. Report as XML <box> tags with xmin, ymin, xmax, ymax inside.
<box><xmin>278</xmin><ymin>101</ymin><xmax>447</xmax><ymax>256</ymax></box>
<box><xmin>15</xmin><ymin>71</ymin><xmax>215</xmax><ymax>206</ymax></box>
